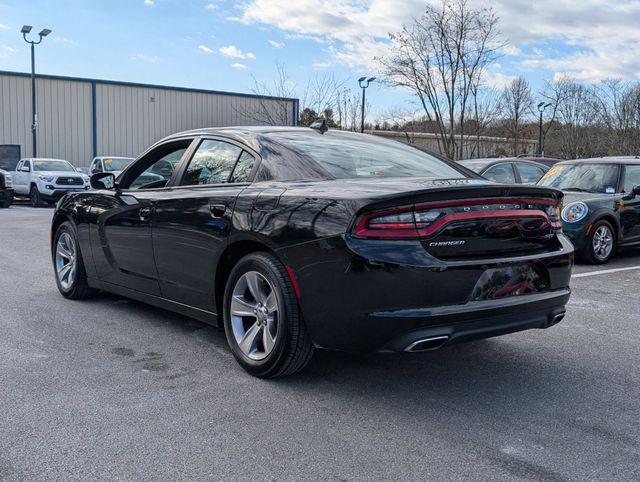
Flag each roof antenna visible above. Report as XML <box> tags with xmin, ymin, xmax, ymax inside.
<box><xmin>310</xmin><ymin>119</ymin><xmax>329</xmax><ymax>135</ymax></box>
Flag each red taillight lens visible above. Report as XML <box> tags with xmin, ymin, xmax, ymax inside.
<box><xmin>353</xmin><ymin>198</ymin><xmax>562</xmax><ymax>239</ymax></box>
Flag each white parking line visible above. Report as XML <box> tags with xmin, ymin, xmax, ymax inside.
<box><xmin>572</xmin><ymin>265</ymin><xmax>640</xmax><ymax>278</ymax></box>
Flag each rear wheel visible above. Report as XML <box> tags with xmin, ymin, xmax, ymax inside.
<box><xmin>583</xmin><ymin>219</ymin><xmax>616</xmax><ymax>264</ymax></box>
<box><xmin>223</xmin><ymin>252</ymin><xmax>314</xmax><ymax>378</ymax></box>
<box><xmin>30</xmin><ymin>185</ymin><xmax>43</xmax><ymax>207</ymax></box>
<box><xmin>53</xmin><ymin>222</ymin><xmax>96</xmax><ymax>299</ymax></box>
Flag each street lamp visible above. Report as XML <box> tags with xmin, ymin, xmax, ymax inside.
<box><xmin>358</xmin><ymin>76</ymin><xmax>375</xmax><ymax>133</ymax></box>
<box><xmin>537</xmin><ymin>102</ymin><xmax>552</xmax><ymax>157</ymax></box>
<box><xmin>22</xmin><ymin>25</ymin><xmax>52</xmax><ymax>157</ymax></box>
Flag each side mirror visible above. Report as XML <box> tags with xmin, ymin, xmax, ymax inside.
<box><xmin>90</xmin><ymin>172</ymin><xmax>116</xmax><ymax>190</ymax></box>
<box><xmin>632</xmin><ymin>185</ymin><xmax>640</xmax><ymax>197</ymax></box>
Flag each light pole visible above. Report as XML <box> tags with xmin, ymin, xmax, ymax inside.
<box><xmin>358</xmin><ymin>76</ymin><xmax>375</xmax><ymax>133</ymax></box>
<box><xmin>21</xmin><ymin>25</ymin><xmax>52</xmax><ymax>157</ymax></box>
<box><xmin>537</xmin><ymin>102</ymin><xmax>552</xmax><ymax>157</ymax></box>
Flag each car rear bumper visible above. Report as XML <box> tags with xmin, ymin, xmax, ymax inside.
<box><xmin>280</xmin><ymin>234</ymin><xmax>574</xmax><ymax>353</ymax></box>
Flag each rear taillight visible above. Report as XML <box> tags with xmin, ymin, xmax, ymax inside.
<box><xmin>353</xmin><ymin>198</ymin><xmax>562</xmax><ymax>239</ymax></box>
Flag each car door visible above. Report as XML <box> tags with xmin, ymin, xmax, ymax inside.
<box><xmin>151</xmin><ymin>137</ymin><xmax>258</xmax><ymax>312</ymax></box>
<box><xmin>515</xmin><ymin>162</ymin><xmax>547</xmax><ymax>185</ymax></box>
<box><xmin>619</xmin><ymin>164</ymin><xmax>640</xmax><ymax>243</ymax></box>
<box><xmin>13</xmin><ymin>159</ymin><xmax>30</xmax><ymax>194</ymax></box>
<box><xmin>482</xmin><ymin>163</ymin><xmax>517</xmax><ymax>184</ymax></box>
<box><xmin>89</xmin><ymin>138</ymin><xmax>196</xmax><ymax>295</ymax></box>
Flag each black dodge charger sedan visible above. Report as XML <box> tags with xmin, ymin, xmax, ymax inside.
<box><xmin>51</xmin><ymin>127</ymin><xmax>573</xmax><ymax>377</ymax></box>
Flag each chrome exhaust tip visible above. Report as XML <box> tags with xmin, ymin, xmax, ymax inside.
<box><xmin>404</xmin><ymin>335</ymin><xmax>449</xmax><ymax>353</ymax></box>
<box><xmin>549</xmin><ymin>312</ymin><xmax>565</xmax><ymax>326</ymax></box>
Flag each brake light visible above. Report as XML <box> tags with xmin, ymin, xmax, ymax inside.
<box><xmin>353</xmin><ymin>198</ymin><xmax>562</xmax><ymax>239</ymax></box>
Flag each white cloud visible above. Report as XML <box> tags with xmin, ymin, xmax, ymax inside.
<box><xmin>131</xmin><ymin>53</ymin><xmax>160</xmax><ymax>63</ymax></box>
<box><xmin>231</xmin><ymin>62</ymin><xmax>248</xmax><ymax>70</ymax></box>
<box><xmin>144</xmin><ymin>0</ymin><xmax>155</xmax><ymax>5</ymax></box>
<box><xmin>268</xmin><ymin>39</ymin><xmax>284</xmax><ymax>48</ymax></box>
<box><xmin>0</xmin><ymin>45</ymin><xmax>16</xmax><ymax>59</ymax></box>
<box><xmin>312</xmin><ymin>61</ymin><xmax>331</xmax><ymax>70</ymax></box>
<box><xmin>198</xmin><ymin>44</ymin><xmax>214</xmax><ymax>54</ymax></box>
<box><xmin>0</xmin><ymin>24</ymin><xmax>10</xmax><ymax>30</ymax></box>
<box><xmin>204</xmin><ymin>2</ymin><xmax>217</xmax><ymax>10</ymax></box>
<box><xmin>54</xmin><ymin>36</ymin><xmax>76</xmax><ymax>45</ymax></box>
<box><xmin>219</xmin><ymin>44</ymin><xmax>255</xmax><ymax>60</ymax></box>
<box><xmin>236</xmin><ymin>0</ymin><xmax>640</xmax><ymax>82</ymax></box>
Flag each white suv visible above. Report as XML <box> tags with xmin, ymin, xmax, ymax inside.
<box><xmin>13</xmin><ymin>158</ymin><xmax>90</xmax><ymax>207</ymax></box>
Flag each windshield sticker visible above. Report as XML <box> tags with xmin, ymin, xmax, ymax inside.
<box><xmin>544</xmin><ymin>165</ymin><xmax>565</xmax><ymax>178</ymax></box>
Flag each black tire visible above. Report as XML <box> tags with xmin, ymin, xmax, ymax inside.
<box><xmin>223</xmin><ymin>252</ymin><xmax>314</xmax><ymax>378</ymax></box>
<box><xmin>52</xmin><ymin>221</ymin><xmax>96</xmax><ymax>299</ymax></box>
<box><xmin>30</xmin><ymin>185</ymin><xmax>43</xmax><ymax>207</ymax></box>
<box><xmin>0</xmin><ymin>200</ymin><xmax>10</xmax><ymax>209</ymax></box>
<box><xmin>582</xmin><ymin>219</ymin><xmax>616</xmax><ymax>264</ymax></box>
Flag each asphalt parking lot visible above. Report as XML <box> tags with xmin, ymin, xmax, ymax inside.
<box><xmin>1</xmin><ymin>205</ymin><xmax>639</xmax><ymax>480</ymax></box>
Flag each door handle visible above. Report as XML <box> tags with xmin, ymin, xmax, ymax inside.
<box><xmin>209</xmin><ymin>203</ymin><xmax>227</xmax><ymax>218</ymax></box>
<box><xmin>139</xmin><ymin>206</ymin><xmax>153</xmax><ymax>221</ymax></box>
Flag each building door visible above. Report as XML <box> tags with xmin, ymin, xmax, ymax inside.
<box><xmin>0</xmin><ymin>145</ymin><xmax>21</xmax><ymax>172</ymax></box>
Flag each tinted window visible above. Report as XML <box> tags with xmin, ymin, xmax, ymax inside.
<box><xmin>267</xmin><ymin>131</ymin><xmax>464</xmax><ymax>180</ymax></box>
<box><xmin>623</xmin><ymin>165</ymin><xmax>640</xmax><ymax>193</ymax></box>
<box><xmin>483</xmin><ymin>164</ymin><xmax>516</xmax><ymax>183</ymax></box>
<box><xmin>230</xmin><ymin>151</ymin><xmax>255</xmax><ymax>183</ymax></box>
<box><xmin>182</xmin><ymin>140</ymin><xmax>242</xmax><ymax>186</ymax></box>
<box><xmin>516</xmin><ymin>162</ymin><xmax>545</xmax><ymax>184</ymax></box>
<box><xmin>127</xmin><ymin>144</ymin><xmax>188</xmax><ymax>190</ymax></box>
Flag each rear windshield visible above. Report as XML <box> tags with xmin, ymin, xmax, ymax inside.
<box><xmin>33</xmin><ymin>160</ymin><xmax>75</xmax><ymax>172</ymax></box>
<box><xmin>268</xmin><ymin>131</ymin><xmax>465</xmax><ymax>180</ymax></box>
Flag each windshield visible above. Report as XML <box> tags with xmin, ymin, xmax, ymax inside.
<box><xmin>538</xmin><ymin>163</ymin><xmax>619</xmax><ymax>193</ymax></box>
<box><xmin>270</xmin><ymin>131</ymin><xmax>465</xmax><ymax>180</ymax></box>
<box><xmin>33</xmin><ymin>160</ymin><xmax>76</xmax><ymax>172</ymax></box>
<box><xmin>103</xmin><ymin>157</ymin><xmax>134</xmax><ymax>172</ymax></box>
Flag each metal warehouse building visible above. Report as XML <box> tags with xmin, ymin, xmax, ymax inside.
<box><xmin>0</xmin><ymin>70</ymin><xmax>299</xmax><ymax>170</ymax></box>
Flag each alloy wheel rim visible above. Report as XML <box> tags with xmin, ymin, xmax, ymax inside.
<box><xmin>55</xmin><ymin>232</ymin><xmax>77</xmax><ymax>290</ymax></box>
<box><xmin>593</xmin><ymin>225</ymin><xmax>613</xmax><ymax>260</ymax></box>
<box><xmin>230</xmin><ymin>271</ymin><xmax>279</xmax><ymax>361</ymax></box>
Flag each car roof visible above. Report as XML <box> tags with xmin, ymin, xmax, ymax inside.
<box><xmin>458</xmin><ymin>158</ymin><xmax>548</xmax><ymax>169</ymax></box>
<box><xmin>94</xmin><ymin>156</ymin><xmax>135</xmax><ymax>160</ymax></box>
<box><xmin>22</xmin><ymin>158</ymin><xmax>72</xmax><ymax>163</ymax></box>
<box><xmin>560</xmin><ymin>156</ymin><xmax>640</xmax><ymax>165</ymax></box>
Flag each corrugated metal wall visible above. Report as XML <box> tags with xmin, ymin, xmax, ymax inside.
<box><xmin>0</xmin><ymin>71</ymin><xmax>297</xmax><ymax>169</ymax></box>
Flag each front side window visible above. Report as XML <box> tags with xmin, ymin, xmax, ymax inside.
<box><xmin>182</xmin><ymin>140</ymin><xmax>243</xmax><ymax>186</ymax></box>
<box><xmin>126</xmin><ymin>141</ymin><xmax>190</xmax><ymax>190</ymax></box>
<box><xmin>539</xmin><ymin>163</ymin><xmax>620</xmax><ymax>194</ymax></box>
<box><xmin>623</xmin><ymin>165</ymin><xmax>640</xmax><ymax>193</ymax></box>
<box><xmin>484</xmin><ymin>164</ymin><xmax>516</xmax><ymax>184</ymax></box>
<box><xmin>33</xmin><ymin>160</ymin><xmax>75</xmax><ymax>172</ymax></box>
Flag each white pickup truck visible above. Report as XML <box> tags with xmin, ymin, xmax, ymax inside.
<box><xmin>13</xmin><ymin>158</ymin><xmax>90</xmax><ymax>207</ymax></box>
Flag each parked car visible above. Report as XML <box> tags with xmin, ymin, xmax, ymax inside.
<box><xmin>89</xmin><ymin>156</ymin><xmax>166</xmax><ymax>188</ymax></box>
<box><xmin>50</xmin><ymin>127</ymin><xmax>573</xmax><ymax>377</ymax></box>
<box><xmin>538</xmin><ymin>157</ymin><xmax>640</xmax><ymax>263</ymax></box>
<box><xmin>458</xmin><ymin>158</ymin><xmax>549</xmax><ymax>185</ymax></box>
<box><xmin>517</xmin><ymin>155</ymin><xmax>565</xmax><ymax>168</ymax></box>
<box><xmin>0</xmin><ymin>168</ymin><xmax>14</xmax><ymax>208</ymax></box>
<box><xmin>13</xmin><ymin>158</ymin><xmax>90</xmax><ymax>207</ymax></box>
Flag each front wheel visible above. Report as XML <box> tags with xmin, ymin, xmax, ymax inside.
<box><xmin>223</xmin><ymin>252</ymin><xmax>314</xmax><ymax>378</ymax></box>
<box><xmin>30</xmin><ymin>185</ymin><xmax>43</xmax><ymax>207</ymax></box>
<box><xmin>583</xmin><ymin>219</ymin><xmax>616</xmax><ymax>264</ymax></box>
<box><xmin>53</xmin><ymin>221</ymin><xmax>96</xmax><ymax>299</ymax></box>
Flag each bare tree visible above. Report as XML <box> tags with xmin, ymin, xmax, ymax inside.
<box><xmin>379</xmin><ymin>0</ymin><xmax>503</xmax><ymax>159</ymax></box>
<box><xmin>499</xmin><ymin>76</ymin><xmax>533</xmax><ymax>155</ymax></box>
<box><xmin>239</xmin><ymin>62</ymin><xmax>296</xmax><ymax>125</ymax></box>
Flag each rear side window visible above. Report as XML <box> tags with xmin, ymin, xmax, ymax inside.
<box><xmin>484</xmin><ymin>164</ymin><xmax>516</xmax><ymax>183</ymax></box>
<box><xmin>182</xmin><ymin>140</ymin><xmax>242</xmax><ymax>186</ymax></box>
<box><xmin>516</xmin><ymin>162</ymin><xmax>546</xmax><ymax>184</ymax></box>
<box><xmin>229</xmin><ymin>151</ymin><xmax>255</xmax><ymax>183</ymax></box>
<box><xmin>623</xmin><ymin>165</ymin><xmax>640</xmax><ymax>193</ymax></box>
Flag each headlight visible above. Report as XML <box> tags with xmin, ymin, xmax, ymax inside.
<box><xmin>561</xmin><ymin>202</ymin><xmax>588</xmax><ymax>223</ymax></box>
<box><xmin>38</xmin><ymin>175</ymin><xmax>54</xmax><ymax>182</ymax></box>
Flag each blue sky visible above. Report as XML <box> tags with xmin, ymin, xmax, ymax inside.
<box><xmin>2</xmin><ymin>0</ymin><xmax>640</xmax><ymax>120</ymax></box>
